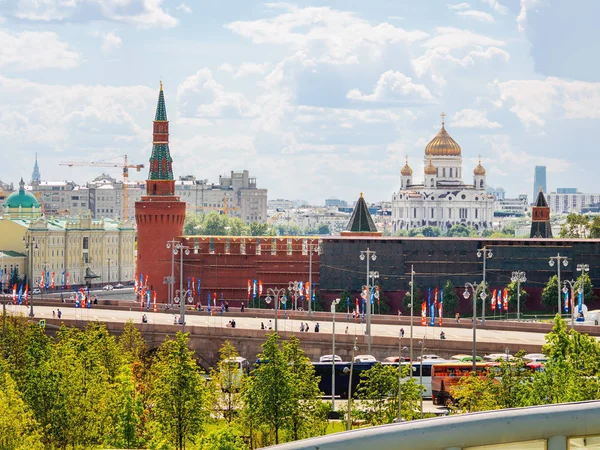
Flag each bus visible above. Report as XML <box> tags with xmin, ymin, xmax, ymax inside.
<box><xmin>381</xmin><ymin>360</ymin><xmax>445</xmax><ymax>398</ymax></box>
<box><xmin>431</xmin><ymin>362</ymin><xmax>489</xmax><ymax>406</ymax></box>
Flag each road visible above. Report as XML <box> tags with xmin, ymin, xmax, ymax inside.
<box><xmin>4</xmin><ymin>302</ymin><xmax>568</xmax><ymax>348</ymax></box>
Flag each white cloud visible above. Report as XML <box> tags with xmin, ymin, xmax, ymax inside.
<box><xmin>517</xmin><ymin>0</ymin><xmax>541</xmax><ymax>32</ymax></box>
<box><xmin>177</xmin><ymin>68</ymin><xmax>255</xmax><ymax>118</ymax></box>
<box><xmin>423</xmin><ymin>27</ymin><xmax>504</xmax><ymax>50</ymax></box>
<box><xmin>347</xmin><ymin>70</ymin><xmax>433</xmax><ymax>102</ymax></box>
<box><xmin>483</xmin><ymin>0</ymin><xmax>510</xmax><ymax>15</ymax></box>
<box><xmin>456</xmin><ymin>10</ymin><xmax>495</xmax><ymax>23</ymax></box>
<box><xmin>0</xmin><ymin>30</ymin><xmax>79</xmax><ymax>70</ymax></box>
<box><xmin>448</xmin><ymin>3</ymin><xmax>471</xmax><ymax>10</ymax></box>
<box><xmin>225</xmin><ymin>3</ymin><xmax>428</xmax><ymax>65</ymax></box>
<box><xmin>176</xmin><ymin>3</ymin><xmax>192</xmax><ymax>14</ymax></box>
<box><xmin>495</xmin><ymin>77</ymin><xmax>600</xmax><ymax>127</ymax></box>
<box><xmin>450</xmin><ymin>108</ymin><xmax>501</xmax><ymax>128</ymax></box>
<box><xmin>217</xmin><ymin>63</ymin><xmax>234</xmax><ymax>73</ymax></box>
<box><xmin>102</xmin><ymin>32</ymin><xmax>122</xmax><ymax>52</ymax></box>
<box><xmin>234</xmin><ymin>62</ymin><xmax>271</xmax><ymax>79</ymax></box>
<box><xmin>15</xmin><ymin>0</ymin><xmax>178</xmax><ymax>28</ymax></box>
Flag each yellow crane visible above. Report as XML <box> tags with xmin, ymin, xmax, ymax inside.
<box><xmin>59</xmin><ymin>155</ymin><xmax>144</xmax><ymax>220</ymax></box>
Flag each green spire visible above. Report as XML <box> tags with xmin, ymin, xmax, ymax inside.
<box><xmin>346</xmin><ymin>193</ymin><xmax>378</xmax><ymax>233</ymax></box>
<box><xmin>155</xmin><ymin>81</ymin><xmax>167</xmax><ymax>121</ymax></box>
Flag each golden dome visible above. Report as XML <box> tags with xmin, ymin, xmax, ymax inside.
<box><xmin>425</xmin><ymin>115</ymin><xmax>461</xmax><ymax>156</ymax></box>
<box><xmin>474</xmin><ymin>157</ymin><xmax>486</xmax><ymax>176</ymax></box>
<box><xmin>401</xmin><ymin>157</ymin><xmax>413</xmax><ymax>176</ymax></box>
<box><xmin>424</xmin><ymin>158</ymin><xmax>437</xmax><ymax>175</ymax></box>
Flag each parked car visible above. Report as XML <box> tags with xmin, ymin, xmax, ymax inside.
<box><xmin>31</xmin><ymin>288</ymin><xmax>41</xmax><ymax>295</ymax></box>
<box><xmin>418</xmin><ymin>354</ymin><xmax>443</xmax><ymax>361</ymax></box>
<box><xmin>354</xmin><ymin>354</ymin><xmax>377</xmax><ymax>363</ymax></box>
<box><xmin>450</xmin><ymin>354</ymin><xmax>483</xmax><ymax>362</ymax></box>
<box><xmin>114</xmin><ymin>283</ymin><xmax>125</xmax><ymax>289</ymax></box>
<box><xmin>384</xmin><ymin>356</ymin><xmax>410</xmax><ymax>363</ymax></box>
<box><xmin>523</xmin><ymin>353</ymin><xmax>547</xmax><ymax>362</ymax></box>
<box><xmin>319</xmin><ymin>355</ymin><xmax>343</xmax><ymax>363</ymax></box>
<box><xmin>102</xmin><ymin>285</ymin><xmax>114</xmax><ymax>290</ymax></box>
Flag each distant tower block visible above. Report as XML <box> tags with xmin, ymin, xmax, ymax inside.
<box><xmin>135</xmin><ymin>82</ymin><xmax>186</xmax><ymax>302</ymax></box>
<box><xmin>530</xmin><ymin>188</ymin><xmax>553</xmax><ymax>239</ymax></box>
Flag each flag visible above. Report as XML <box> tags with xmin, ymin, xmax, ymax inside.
<box><xmin>502</xmin><ymin>288</ymin><xmax>508</xmax><ymax>311</ymax></box>
<box><xmin>187</xmin><ymin>277</ymin><xmax>191</xmax><ymax>299</ymax></box>
<box><xmin>134</xmin><ymin>273</ymin><xmax>139</xmax><ymax>293</ymax></box>
<box><xmin>355</xmin><ymin>297</ymin><xmax>359</xmax><ymax>314</ymax></box>
<box><xmin>578</xmin><ymin>290</ymin><xmax>583</xmax><ymax>314</ymax></box>
<box><xmin>51</xmin><ymin>272</ymin><xmax>55</xmax><ymax>289</ymax></box>
<box><xmin>497</xmin><ymin>289</ymin><xmax>502</xmax><ymax>311</ymax></box>
<box><xmin>370</xmin><ymin>286</ymin><xmax>375</xmax><ymax>305</ymax></box>
<box><xmin>207</xmin><ymin>291</ymin><xmax>211</xmax><ymax>312</ymax></box>
<box><xmin>17</xmin><ymin>284</ymin><xmax>23</xmax><ymax>305</ymax></box>
<box><xmin>434</xmin><ymin>287</ymin><xmax>438</xmax><ymax>308</ymax></box>
<box><xmin>39</xmin><ymin>271</ymin><xmax>44</xmax><ymax>289</ymax></box>
<box><xmin>24</xmin><ymin>284</ymin><xmax>29</xmax><ymax>306</ymax></box>
<box><xmin>192</xmin><ymin>277</ymin><xmax>195</xmax><ymax>298</ymax></box>
<box><xmin>252</xmin><ymin>280</ymin><xmax>257</xmax><ymax>299</ymax></box>
<box><xmin>153</xmin><ymin>291</ymin><xmax>157</xmax><ymax>312</ymax></box>
<box><xmin>346</xmin><ymin>295</ymin><xmax>350</xmax><ymax>312</ymax></box>
<box><xmin>258</xmin><ymin>280</ymin><xmax>263</xmax><ymax>296</ymax></box>
<box><xmin>197</xmin><ymin>277</ymin><xmax>201</xmax><ymax>296</ymax></box>
<box><xmin>247</xmin><ymin>280</ymin><xmax>251</xmax><ymax>300</ymax></box>
<box><xmin>491</xmin><ymin>289</ymin><xmax>497</xmax><ymax>309</ymax></box>
<box><xmin>438</xmin><ymin>290</ymin><xmax>444</xmax><ymax>326</ymax></box>
<box><xmin>74</xmin><ymin>288</ymin><xmax>80</xmax><ymax>308</ymax></box>
<box><xmin>12</xmin><ymin>284</ymin><xmax>17</xmax><ymax>304</ymax></box>
<box><xmin>45</xmin><ymin>271</ymin><xmax>49</xmax><ymax>290</ymax></box>
<box><xmin>564</xmin><ymin>290</ymin><xmax>569</xmax><ymax>313</ymax></box>
<box><xmin>61</xmin><ymin>271</ymin><xmax>65</xmax><ymax>289</ymax></box>
<box><xmin>305</xmin><ymin>282</ymin><xmax>310</xmax><ymax>299</ymax></box>
<box><xmin>421</xmin><ymin>301</ymin><xmax>427</xmax><ymax>326</ymax></box>
<box><xmin>65</xmin><ymin>273</ymin><xmax>70</xmax><ymax>289</ymax></box>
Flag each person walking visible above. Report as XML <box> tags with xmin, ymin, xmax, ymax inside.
<box><xmin>268</xmin><ymin>320</ymin><xmax>273</xmax><ymax>330</ymax></box>
<box><xmin>305</xmin><ymin>323</ymin><xmax>310</xmax><ymax>332</ymax></box>
<box><xmin>261</xmin><ymin>322</ymin><xmax>265</xmax><ymax>330</ymax></box>
<box><xmin>300</xmin><ymin>322</ymin><xmax>305</xmax><ymax>332</ymax></box>
<box><xmin>315</xmin><ymin>323</ymin><xmax>320</xmax><ymax>332</ymax></box>
<box><xmin>241</xmin><ymin>302</ymin><xmax>245</xmax><ymax>313</ymax></box>
<box><xmin>57</xmin><ymin>309</ymin><xmax>62</xmax><ymax>319</ymax></box>
<box><xmin>400</xmin><ymin>327</ymin><xmax>405</xmax><ymax>338</ymax></box>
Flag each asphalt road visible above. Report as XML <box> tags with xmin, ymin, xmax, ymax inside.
<box><xmin>5</xmin><ymin>302</ymin><xmax>567</xmax><ymax>348</ymax></box>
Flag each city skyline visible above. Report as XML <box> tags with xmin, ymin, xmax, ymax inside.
<box><xmin>0</xmin><ymin>0</ymin><xmax>598</xmax><ymax>204</ymax></box>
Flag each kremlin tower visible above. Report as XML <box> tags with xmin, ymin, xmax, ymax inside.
<box><xmin>135</xmin><ymin>82</ymin><xmax>186</xmax><ymax>302</ymax></box>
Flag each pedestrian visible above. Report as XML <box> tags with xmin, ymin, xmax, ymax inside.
<box><xmin>315</xmin><ymin>323</ymin><xmax>320</xmax><ymax>332</ymax></box>
<box><xmin>300</xmin><ymin>322</ymin><xmax>305</xmax><ymax>332</ymax></box>
<box><xmin>225</xmin><ymin>301</ymin><xmax>229</xmax><ymax>313</ymax></box>
<box><xmin>261</xmin><ymin>322</ymin><xmax>265</xmax><ymax>330</ymax></box>
<box><xmin>174</xmin><ymin>316</ymin><xmax>178</xmax><ymax>325</ymax></box>
<box><xmin>231</xmin><ymin>319</ymin><xmax>236</xmax><ymax>328</ymax></box>
<box><xmin>268</xmin><ymin>320</ymin><xmax>273</xmax><ymax>330</ymax></box>
<box><xmin>241</xmin><ymin>302</ymin><xmax>245</xmax><ymax>313</ymax></box>
<box><xmin>52</xmin><ymin>310</ymin><xmax>56</xmax><ymax>318</ymax></box>
<box><xmin>456</xmin><ymin>312</ymin><xmax>460</xmax><ymax>323</ymax></box>
<box><xmin>305</xmin><ymin>323</ymin><xmax>310</xmax><ymax>332</ymax></box>
<box><xmin>400</xmin><ymin>327</ymin><xmax>405</xmax><ymax>338</ymax></box>
<box><xmin>345</xmin><ymin>325</ymin><xmax>348</xmax><ymax>334</ymax></box>
<box><xmin>398</xmin><ymin>310</ymin><xmax>402</xmax><ymax>319</ymax></box>
<box><xmin>57</xmin><ymin>309</ymin><xmax>62</xmax><ymax>319</ymax></box>
<box><xmin>440</xmin><ymin>330</ymin><xmax>446</xmax><ymax>340</ymax></box>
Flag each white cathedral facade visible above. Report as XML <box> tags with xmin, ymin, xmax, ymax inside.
<box><xmin>391</xmin><ymin>118</ymin><xmax>495</xmax><ymax>233</ymax></box>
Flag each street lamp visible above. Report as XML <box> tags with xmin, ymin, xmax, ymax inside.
<box><xmin>23</xmin><ymin>235</ymin><xmax>38</xmax><ymax>318</ymax></box>
<box><xmin>307</xmin><ymin>239</ymin><xmax>321</xmax><ymax>315</ymax></box>
<box><xmin>288</xmin><ymin>281</ymin><xmax>302</xmax><ymax>311</ymax></box>
<box><xmin>510</xmin><ymin>271</ymin><xmax>527</xmax><ymax>322</ymax></box>
<box><xmin>476</xmin><ymin>247</ymin><xmax>492</xmax><ymax>323</ymax></box>
<box><xmin>166</xmin><ymin>239</ymin><xmax>179</xmax><ymax>309</ymax></box>
<box><xmin>562</xmin><ymin>279</ymin><xmax>580</xmax><ymax>328</ymax></box>
<box><xmin>359</xmin><ymin>247</ymin><xmax>377</xmax><ymax>354</ymax></box>
<box><xmin>419</xmin><ymin>339</ymin><xmax>426</xmax><ymax>419</ymax></box>
<box><xmin>169</xmin><ymin>242</ymin><xmax>190</xmax><ymax>333</ymax></box>
<box><xmin>331</xmin><ymin>298</ymin><xmax>340</xmax><ymax>415</ymax></box>
<box><xmin>369</xmin><ymin>270</ymin><xmax>380</xmax><ymax>314</ymax></box>
<box><xmin>463</xmin><ymin>282</ymin><xmax>487</xmax><ymax>371</ymax></box>
<box><xmin>344</xmin><ymin>337</ymin><xmax>359</xmax><ymax>430</ymax></box>
<box><xmin>397</xmin><ymin>341</ymin><xmax>408</xmax><ymax>422</ymax></box>
<box><xmin>576</xmin><ymin>263</ymin><xmax>590</xmax><ymax>319</ymax></box>
<box><xmin>549</xmin><ymin>254</ymin><xmax>569</xmax><ymax>316</ymax></box>
<box><xmin>407</xmin><ymin>265</ymin><xmax>415</xmax><ymax>374</ymax></box>
<box><xmin>265</xmin><ymin>287</ymin><xmax>286</xmax><ymax>332</ymax></box>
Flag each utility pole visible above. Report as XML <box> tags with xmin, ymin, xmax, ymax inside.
<box><xmin>477</xmin><ymin>247</ymin><xmax>492</xmax><ymax>323</ymax></box>
<box><xmin>511</xmin><ymin>271</ymin><xmax>526</xmax><ymax>321</ymax></box>
<box><xmin>409</xmin><ymin>265</ymin><xmax>415</xmax><ymax>375</ymax></box>
<box><xmin>166</xmin><ymin>239</ymin><xmax>179</xmax><ymax>308</ymax></box>
<box><xmin>307</xmin><ymin>239</ymin><xmax>321</xmax><ymax>315</ymax></box>
<box><xmin>549</xmin><ymin>254</ymin><xmax>569</xmax><ymax>317</ymax></box>
<box><xmin>359</xmin><ymin>248</ymin><xmax>377</xmax><ymax>354</ymax></box>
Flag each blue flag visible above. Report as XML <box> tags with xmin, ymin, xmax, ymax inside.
<box><xmin>17</xmin><ymin>284</ymin><xmax>23</xmax><ymax>305</ymax></box>
<box><xmin>564</xmin><ymin>290</ymin><xmax>569</xmax><ymax>313</ymax></box>
<box><xmin>578</xmin><ymin>290</ymin><xmax>583</xmax><ymax>314</ymax></box>
<box><xmin>207</xmin><ymin>291</ymin><xmax>211</xmax><ymax>312</ymax></box>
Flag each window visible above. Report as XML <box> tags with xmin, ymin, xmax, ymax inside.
<box><xmin>449</xmin><ymin>168</ymin><xmax>453</xmax><ymax>177</ymax></box>
<box><xmin>83</xmin><ymin>253</ymin><xmax>89</xmax><ymax>264</ymax></box>
<box><xmin>82</xmin><ymin>237</ymin><xmax>89</xmax><ymax>250</ymax></box>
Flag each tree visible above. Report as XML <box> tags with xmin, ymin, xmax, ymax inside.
<box><xmin>450</xmin><ymin>372</ymin><xmax>500</xmax><ymax>413</ymax></box>
<box><xmin>249</xmin><ymin>222</ymin><xmax>270</xmax><ymax>236</ymax></box>
<box><xmin>403</xmin><ymin>285</ymin><xmax>422</xmax><ymax>313</ymax></box>
<box><xmin>119</xmin><ymin>320</ymin><xmax>147</xmax><ymax>365</ymax></box>
<box><xmin>242</xmin><ymin>333</ymin><xmax>294</xmax><ymax>446</ymax></box>
<box><xmin>0</xmin><ymin>372</ymin><xmax>44</xmax><ymax>450</ymax></box>
<box><xmin>317</xmin><ymin>223</ymin><xmax>330</xmax><ymax>235</ymax></box>
<box><xmin>441</xmin><ymin>280</ymin><xmax>459</xmax><ymax>316</ymax></box>
<box><xmin>198</xmin><ymin>428</ymin><xmax>249</xmax><ymax>450</ymax></box>
<box><xmin>184</xmin><ymin>213</ymin><xmax>205</xmax><ymax>235</ymax></box>
<box><xmin>589</xmin><ymin>216</ymin><xmax>600</xmax><ymax>238</ymax></box>
<box><xmin>542</xmin><ymin>275</ymin><xmax>560</xmax><ymax>312</ymax></box>
<box><xmin>10</xmin><ymin>267</ymin><xmax>20</xmax><ymax>286</ymax></box>
<box><xmin>149</xmin><ymin>332</ymin><xmax>212</xmax><ymax>450</ymax></box>
<box><xmin>446</xmin><ymin>224</ymin><xmax>471</xmax><ymax>237</ymax></box>
<box><xmin>559</xmin><ymin>213</ymin><xmax>589</xmax><ymax>238</ymax></box>
<box><xmin>202</xmin><ymin>211</ymin><xmax>231</xmax><ymax>236</ymax></box>
<box><xmin>421</xmin><ymin>226</ymin><xmax>442</xmax><ymax>237</ymax></box>
<box><xmin>506</xmin><ymin>280</ymin><xmax>529</xmax><ymax>313</ymax></box>
<box><xmin>574</xmin><ymin>272</ymin><xmax>595</xmax><ymax>305</ymax></box>
<box><xmin>210</xmin><ymin>341</ymin><xmax>244</xmax><ymax>423</ymax></box>
<box><xmin>282</xmin><ymin>336</ymin><xmax>328</xmax><ymax>441</ymax></box>
<box><xmin>336</xmin><ymin>289</ymin><xmax>352</xmax><ymax>313</ymax></box>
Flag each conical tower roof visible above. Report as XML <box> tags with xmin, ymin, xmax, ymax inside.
<box><xmin>534</xmin><ymin>187</ymin><xmax>548</xmax><ymax>207</ymax></box>
<box><xmin>345</xmin><ymin>193</ymin><xmax>379</xmax><ymax>233</ymax></box>
<box><xmin>155</xmin><ymin>80</ymin><xmax>167</xmax><ymax>121</ymax></box>
<box><xmin>148</xmin><ymin>81</ymin><xmax>173</xmax><ymax>181</ymax></box>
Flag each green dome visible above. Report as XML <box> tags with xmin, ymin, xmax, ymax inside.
<box><xmin>4</xmin><ymin>179</ymin><xmax>40</xmax><ymax>209</ymax></box>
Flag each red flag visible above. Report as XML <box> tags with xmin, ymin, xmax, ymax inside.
<box><xmin>65</xmin><ymin>273</ymin><xmax>70</xmax><ymax>290</ymax></box>
<box><xmin>247</xmin><ymin>280</ymin><xmax>251</xmax><ymax>300</ymax></box>
<box><xmin>51</xmin><ymin>272</ymin><xmax>55</xmax><ymax>289</ymax></box>
<box><xmin>259</xmin><ymin>280</ymin><xmax>263</xmax><ymax>296</ymax></box>
<box><xmin>134</xmin><ymin>274</ymin><xmax>139</xmax><ymax>293</ymax></box>
<box><xmin>491</xmin><ymin>289</ymin><xmax>497</xmax><ymax>309</ymax></box>
<box><xmin>503</xmin><ymin>288</ymin><xmax>508</xmax><ymax>311</ymax></box>
<box><xmin>153</xmin><ymin>291</ymin><xmax>157</xmax><ymax>312</ymax></box>
<box><xmin>24</xmin><ymin>284</ymin><xmax>29</xmax><ymax>306</ymax></box>
<box><xmin>438</xmin><ymin>302</ymin><xmax>443</xmax><ymax>326</ymax></box>
<box><xmin>421</xmin><ymin>301</ymin><xmax>427</xmax><ymax>326</ymax></box>
<box><xmin>12</xmin><ymin>284</ymin><xmax>17</xmax><ymax>304</ymax></box>
<box><xmin>39</xmin><ymin>272</ymin><xmax>44</xmax><ymax>289</ymax></box>
<box><xmin>434</xmin><ymin>287</ymin><xmax>438</xmax><ymax>308</ymax></box>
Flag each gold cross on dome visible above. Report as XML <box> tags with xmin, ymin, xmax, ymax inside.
<box><xmin>441</xmin><ymin>112</ymin><xmax>446</xmax><ymax>126</ymax></box>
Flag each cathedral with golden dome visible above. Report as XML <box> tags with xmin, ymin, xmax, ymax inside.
<box><xmin>391</xmin><ymin>115</ymin><xmax>495</xmax><ymax>233</ymax></box>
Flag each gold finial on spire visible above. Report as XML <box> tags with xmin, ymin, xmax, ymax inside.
<box><xmin>360</xmin><ymin>192</ymin><xmax>364</xmax><ymax>198</ymax></box>
<box><xmin>539</xmin><ymin>186</ymin><xmax>543</xmax><ymax>192</ymax></box>
<box><xmin>160</xmin><ymin>80</ymin><xmax>163</xmax><ymax>91</ymax></box>
<box><xmin>441</xmin><ymin>112</ymin><xmax>446</xmax><ymax>127</ymax></box>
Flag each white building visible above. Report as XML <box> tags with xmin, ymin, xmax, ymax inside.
<box><xmin>495</xmin><ymin>195</ymin><xmax>529</xmax><ymax>217</ymax></box>
<box><xmin>547</xmin><ymin>189</ymin><xmax>600</xmax><ymax>214</ymax></box>
<box><xmin>391</xmin><ymin>119</ymin><xmax>495</xmax><ymax>233</ymax></box>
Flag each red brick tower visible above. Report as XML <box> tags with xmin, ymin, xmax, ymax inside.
<box><xmin>135</xmin><ymin>82</ymin><xmax>186</xmax><ymax>301</ymax></box>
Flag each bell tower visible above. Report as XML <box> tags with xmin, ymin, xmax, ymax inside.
<box><xmin>135</xmin><ymin>82</ymin><xmax>186</xmax><ymax>302</ymax></box>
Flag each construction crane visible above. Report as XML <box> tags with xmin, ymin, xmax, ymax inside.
<box><xmin>222</xmin><ymin>196</ymin><xmax>240</xmax><ymax>216</ymax></box>
<box><xmin>60</xmin><ymin>155</ymin><xmax>144</xmax><ymax>220</ymax></box>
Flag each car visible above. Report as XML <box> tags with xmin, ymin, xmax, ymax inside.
<box><xmin>418</xmin><ymin>354</ymin><xmax>443</xmax><ymax>361</ymax></box>
<box><xmin>114</xmin><ymin>283</ymin><xmax>125</xmax><ymax>289</ymax></box>
<box><xmin>353</xmin><ymin>354</ymin><xmax>377</xmax><ymax>363</ymax></box>
<box><xmin>384</xmin><ymin>356</ymin><xmax>410</xmax><ymax>363</ymax></box>
<box><xmin>102</xmin><ymin>285</ymin><xmax>114</xmax><ymax>290</ymax></box>
<box><xmin>31</xmin><ymin>288</ymin><xmax>41</xmax><ymax>295</ymax></box>
<box><xmin>319</xmin><ymin>355</ymin><xmax>343</xmax><ymax>363</ymax></box>
<box><xmin>450</xmin><ymin>354</ymin><xmax>483</xmax><ymax>362</ymax></box>
<box><xmin>484</xmin><ymin>353</ymin><xmax>513</xmax><ymax>361</ymax></box>
<box><xmin>523</xmin><ymin>353</ymin><xmax>547</xmax><ymax>362</ymax></box>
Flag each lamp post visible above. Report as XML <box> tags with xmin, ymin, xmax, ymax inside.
<box><xmin>369</xmin><ymin>270</ymin><xmax>380</xmax><ymax>315</ymax></box>
<box><xmin>106</xmin><ymin>258</ymin><xmax>112</xmax><ymax>286</ymax></box>
<box><xmin>408</xmin><ymin>265</ymin><xmax>415</xmax><ymax>375</ymax></box>
<box><xmin>477</xmin><ymin>247</ymin><xmax>492</xmax><ymax>323</ymax></box>
<box><xmin>307</xmin><ymin>240</ymin><xmax>321</xmax><ymax>315</ymax></box>
<box><xmin>419</xmin><ymin>339</ymin><xmax>426</xmax><ymax>419</ymax></box>
<box><xmin>331</xmin><ymin>298</ymin><xmax>340</xmax><ymax>415</ymax></box>
<box><xmin>288</xmin><ymin>281</ymin><xmax>303</xmax><ymax>311</ymax></box>
<box><xmin>397</xmin><ymin>340</ymin><xmax>408</xmax><ymax>422</ymax></box>
<box><xmin>169</xmin><ymin>242</ymin><xmax>190</xmax><ymax>333</ymax></box>
<box><xmin>344</xmin><ymin>337</ymin><xmax>358</xmax><ymax>430</ymax></box>
<box><xmin>549</xmin><ymin>254</ymin><xmax>569</xmax><ymax>316</ymax></box>
<box><xmin>562</xmin><ymin>279</ymin><xmax>579</xmax><ymax>328</ymax></box>
<box><xmin>359</xmin><ymin>247</ymin><xmax>377</xmax><ymax>354</ymax></box>
<box><xmin>463</xmin><ymin>282</ymin><xmax>487</xmax><ymax>371</ymax></box>
<box><xmin>23</xmin><ymin>235</ymin><xmax>38</xmax><ymax>318</ymax></box>
<box><xmin>510</xmin><ymin>271</ymin><xmax>527</xmax><ymax>321</ymax></box>
<box><xmin>576</xmin><ymin>263</ymin><xmax>590</xmax><ymax>319</ymax></box>
<box><xmin>265</xmin><ymin>287</ymin><xmax>286</xmax><ymax>332</ymax></box>
<box><xmin>166</xmin><ymin>239</ymin><xmax>179</xmax><ymax>308</ymax></box>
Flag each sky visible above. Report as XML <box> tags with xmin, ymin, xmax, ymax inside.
<box><xmin>0</xmin><ymin>0</ymin><xmax>599</xmax><ymax>205</ymax></box>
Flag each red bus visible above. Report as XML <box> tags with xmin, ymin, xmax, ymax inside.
<box><xmin>431</xmin><ymin>362</ymin><xmax>489</xmax><ymax>406</ymax></box>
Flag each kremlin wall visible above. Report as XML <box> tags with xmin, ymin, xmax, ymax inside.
<box><xmin>136</xmin><ymin>84</ymin><xmax>600</xmax><ymax>313</ymax></box>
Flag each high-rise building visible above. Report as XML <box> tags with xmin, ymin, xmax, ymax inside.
<box><xmin>135</xmin><ymin>82</ymin><xmax>186</xmax><ymax>302</ymax></box>
<box><xmin>533</xmin><ymin>166</ymin><xmax>547</xmax><ymax>202</ymax></box>
<box><xmin>31</xmin><ymin>153</ymin><xmax>41</xmax><ymax>183</ymax></box>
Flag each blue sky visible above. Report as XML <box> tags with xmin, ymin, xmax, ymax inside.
<box><xmin>0</xmin><ymin>0</ymin><xmax>598</xmax><ymax>204</ymax></box>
